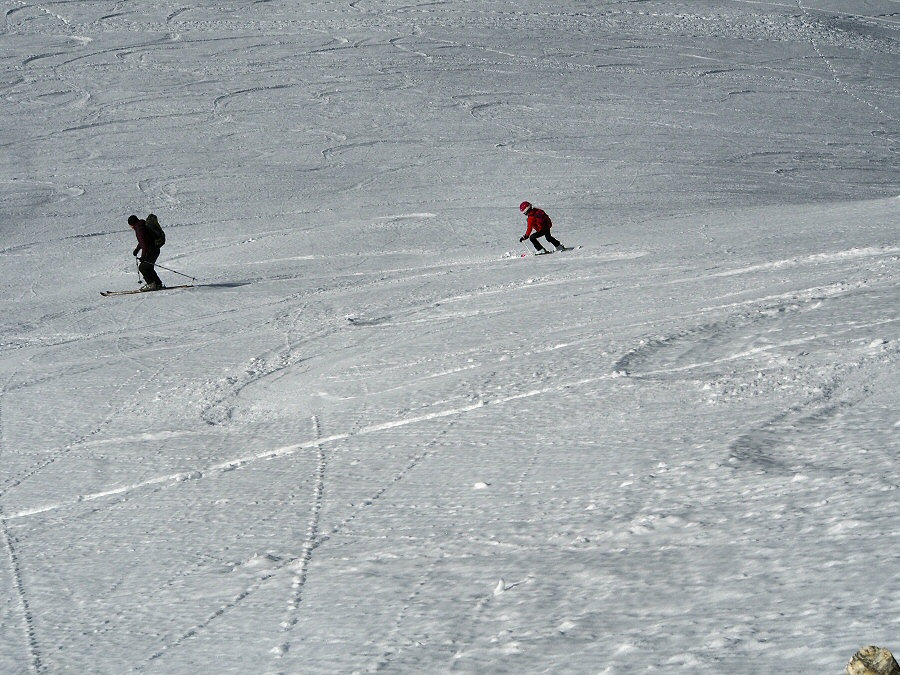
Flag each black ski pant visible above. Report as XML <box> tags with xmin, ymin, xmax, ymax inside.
<box><xmin>529</xmin><ymin>229</ymin><xmax>561</xmax><ymax>252</ymax></box>
<box><xmin>138</xmin><ymin>247</ymin><xmax>162</xmax><ymax>285</ymax></box>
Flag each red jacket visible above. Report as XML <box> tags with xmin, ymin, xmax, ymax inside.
<box><xmin>524</xmin><ymin>207</ymin><xmax>552</xmax><ymax>237</ymax></box>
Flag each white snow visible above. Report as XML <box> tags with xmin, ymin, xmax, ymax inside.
<box><xmin>2</xmin><ymin>1</ymin><xmax>900</xmax><ymax>673</ymax></box>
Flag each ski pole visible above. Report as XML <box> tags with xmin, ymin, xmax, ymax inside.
<box><xmin>137</xmin><ymin>258</ymin><xmax>198</xmax><ymax>282</ymax></box>
<box><xmin>151</xmin><ymin>261</ymin><xmax>198</xmax><ymax>282</ymax></box>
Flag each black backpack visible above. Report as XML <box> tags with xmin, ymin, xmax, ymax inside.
<box><xmin>145</xmin><ymin>213</ymin><xmax>165</xmax><ymax>247</ymax></box>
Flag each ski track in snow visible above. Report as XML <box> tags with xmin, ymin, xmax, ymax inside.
<box><xmin>0</xmin><ymin>364</ymin><xmax>42</xmax><ymax>673</ymax></box>
<box><xmin>272</xmin><ymin>414</ymin><xmax>327</xmax><ymax>659</ymax></box>
<box><xmin>0</xmin><ymin>507</ymin><xmax>42</xmax><ymax>674</ymax></box>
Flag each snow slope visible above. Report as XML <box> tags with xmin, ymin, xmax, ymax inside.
<box><xmin>2</xmin><ymin>1</ymin><xmax>899</xmax><ymax>673</ymax></box>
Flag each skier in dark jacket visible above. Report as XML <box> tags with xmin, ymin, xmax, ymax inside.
<box><xmin>519</xmin><ymin>201</ymin><xmax>565</xmax><ymax>254</ymax></box>
<box><xmin>128</xmin><ymin>215</ymin><xmax>164</xmax><ymax>291</ymax></box>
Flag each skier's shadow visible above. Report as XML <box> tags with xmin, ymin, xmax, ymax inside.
<box><xmin>197</xmin><ymin>282</ymin><xmax>252</xmax><ymax>289</ymax></box>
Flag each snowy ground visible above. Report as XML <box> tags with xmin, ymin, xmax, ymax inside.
<box><xmin>2</xmin><ymin>1</ymin><xmax>900</xmax><ymax>673</ymax></box>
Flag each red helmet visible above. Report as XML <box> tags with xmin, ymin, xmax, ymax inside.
<box><xmin>519</xmin><ymin>201</ymin><xmax>532</xmax><ymax>213</ymax></box>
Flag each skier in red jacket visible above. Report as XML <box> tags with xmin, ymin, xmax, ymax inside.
<box><xmin>128</xmin><ymin>215</ymin><xmax>164</xmax><ymax>291</ymax></box>
<box><xmin>519</xmin><ymin>201</ymin><xmax>565</xmax><ymax>254</ymax></box>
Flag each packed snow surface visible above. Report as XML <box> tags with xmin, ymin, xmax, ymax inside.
<box><xmin>2</xmin><ymin>1</ymin><xmax>900</xmax><ymax>673</ymax></box>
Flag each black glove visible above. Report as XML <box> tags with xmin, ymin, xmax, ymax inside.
<box><xmin>519</xmin><ymin>236</ymin><xmax>526</xmax><ymax>243</ymax></box>
<box><xmin>133</xmin><ymin>246</ymin><xmax>140</xmax><ymax>257</ymax></box>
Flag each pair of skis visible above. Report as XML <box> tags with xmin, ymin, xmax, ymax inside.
<box><xmin>537</xmin><ymin>245</ymin><xmax>580</xmax><ymax>255</ymax></box>
<box><xmin>509</xmin><ymin>245</ymin><xmax>582</xmax><ymax>258</ymax></box>
<box><xmin>100</xmin><ymin>284</ymin><xmax>193</xmax><ymax>297</ymax></box>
